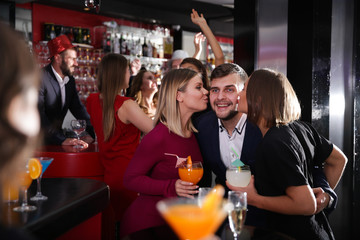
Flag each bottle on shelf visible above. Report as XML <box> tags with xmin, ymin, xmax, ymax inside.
<box><xmin>50</xmin><ymin>25</ymin><xmax>56</xmax><ymax>40</ymax></box>
<box><xmin>142</xmin><ymin>37</ymin><xmax>148</xmax><ymax>57</ymax></box>
<box><xmin>147</xmin><ymin>40</ymin><xmax>153</xmax><ymax>58</ymax></box>
<box><xmin>120</xmin><ymin>33</ymin><xmax>127</xmax><ymax>55</ymax></box>
<box><xmin>113</xmin><ymin>33</ymin><xmax>120</xmax><ymax>54</ymax></box>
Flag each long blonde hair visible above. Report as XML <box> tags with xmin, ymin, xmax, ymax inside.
<box><xmin>247</xmin><ymin>68</ymin><xmax>301</xmax><ymax>128</ymax></box>
<box><xmin>154</xmin><ymin>69</ymin><xmax>199</xmax><ymax>137</ymax></box>
<box><xmin>97</xmin><ymin>53</ymin><xmax>128</xmax><ymax>141</ymax></box>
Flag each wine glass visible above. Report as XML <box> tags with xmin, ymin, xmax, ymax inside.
<box><xmin>227</xmin><ymin>191</ymin><xmax>247</xmax><ymax>239</ymax></box>
<box><xmin>30</xmin><ymin>157</ymin><xmax>54</xmax><ymax>201</ymax></box>
<box><xmin>71</xmin><ymin>119</ymin><xmax>86</xmax><ymax>148</ymax></box>
<box><xmin>178</xmin><ymin>161</ymin><xmax>203</xmax><ymax>185</ymax></box>
<box><xmin>13</xmin><ymin>159</ymin><xmax>41</xmax><ymax>212</ymax></box>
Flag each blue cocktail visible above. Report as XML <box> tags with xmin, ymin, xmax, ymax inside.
<box><xmin>30</xmin><ymin>157</ymin><xmax>54</xmax><ymax>201</ymax></box>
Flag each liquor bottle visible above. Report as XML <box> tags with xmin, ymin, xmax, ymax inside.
<box><xmin>103</xmin><ymin>32</ymin><xmax>111</xmax><ymax>53</ymax></box>
<box><xmin>147</xmin><ymin>40</ymin><xmax>153</xmax><ymax>58</ymax></box>
<box><xmin>87</xmin><ymin>32</ymin><xmax>91</xmax><ymax>45</ymax></box>
<box><xmin>142</xmin><ymin>37</ymin><xmax>148</xmax><ymax>57</ymax></box>
<box><xmin>50</xmin><ymin>25</ymin><xmax>56</xmax><ymax>40</ymax></box>
<box><xmin>120</xmin><ymin>33</ymin><xmax>126</xmax><ymax>55</ymax></box>
<box><xmin>113</xmin><ymin>33</ymin><xmax>120</xmax><ymax>54</ymax></box>
<box><xmin>67</xmin><ymin>27</ymin><xmax>74</xmax><ymax>42</ymax></box>
<box><xmin>77</xmin><ymin>28</ymin><xmax>83</xmax><ymax>43</ymax></box>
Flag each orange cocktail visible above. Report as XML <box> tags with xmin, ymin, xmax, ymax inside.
<box><xmin>178</xmin><ymin>161</ymin><xmax>203</xmax><ymax>184</ymax></box>
<box><xmin>157</xmin><ymin>185</ymin><xmax>228</xmax><ymax>240</ymax></box>
<box><xmin>163</xmin><ymin>204</ymin><xmax>225</xmax><ymax>240</ymax></box>
<box><xmin>2</xmin><ymin>180</ymin><xmax>19</xmax><ymax>202</ymax></box>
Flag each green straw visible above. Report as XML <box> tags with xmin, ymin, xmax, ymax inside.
<box><xmin>230</xmin><ymin>147</ymin><xmax>245</xmax><ymax>170</ymax></box>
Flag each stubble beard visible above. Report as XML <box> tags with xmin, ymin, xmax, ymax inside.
<box><xmin>60</xmin><ymin>58</ymin><xmax>73</xmax><ymax>77</ymax></box>
<box><xmin>219</xmin><ymin>110</ymin><xmax>238</xmax><ymax>121</ymax></box>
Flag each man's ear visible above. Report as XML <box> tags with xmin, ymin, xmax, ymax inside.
<box><xmin>53</xmin><ymin>54</ymin><xmax>61</xmax><ymax>64</ymax></box>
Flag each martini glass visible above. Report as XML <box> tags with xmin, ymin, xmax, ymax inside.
<box><xmin>30</xmin><ymin>157</ymin><xmax>54</xmax><ymax>201</ymax></box>
<box><xmin>157</xmin><ymin>185</ymin><xmax>230</xmax><ymax>240</ymax></box>
<box><xmin>13</xmin><ymin>159</ymin><xmax>41</xmax><ymax>212</ymax></box>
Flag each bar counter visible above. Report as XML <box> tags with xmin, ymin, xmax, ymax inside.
<box><xmin>36</xmin><ymin>143</ymin><xmax>103</xmax><ymax>181</ymax></box>
<box><xmin>1</xmin><ymin>178</ymin><xmax>109</xmax><ymax>239</ymax></box>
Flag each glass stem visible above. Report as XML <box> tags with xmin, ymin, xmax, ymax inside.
<box><xmin>36</xmin><ymin>177</ymin><xmax>42</xmax><ymax>195</ymax></box>
<box><xmin>22</xmin><ymin>187</ymin><xmax>29</xmax><ymax>207</ymax></box>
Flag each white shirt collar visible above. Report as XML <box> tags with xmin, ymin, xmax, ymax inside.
<box><xmin>51</xmin><ymin>65</ymin><xmax>69</xmax><ymax>87</ymax></box>
<box><xmin>218</xmin><ymin>113</ymin><xmax>247</xmax><ymax>137</ymax></box>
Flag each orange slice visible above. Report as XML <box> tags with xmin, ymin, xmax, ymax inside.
<box><xmin>187</xmin><ymin>155</ymin><xmax>192</xmax><ymax>168</ymax></box>
<box><xmin>201</xmin><ymin>185</ymin><xmax>225</xmax><ymax>212</ymax></box>
<box><xmin>28</xmin><ymin>158</ymin><xmax>42</xmax><ymax>179</ymax></box>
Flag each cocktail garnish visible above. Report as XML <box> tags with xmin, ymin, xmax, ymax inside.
<box><xmin>28</xmin><ymin>158</ymin><xmax>42</xmax><ymax>179</ymax></box>
<box><xmin>201</xmin><ymin>185</ymin><xmax>225</xmax><ymax>212</ymax></box>
<box><xmin>230</xmin><ymin>147</ymin><xmax>245</xmax><ymax>170</ymax></box>
<box><xmin>187</xmin><ymin>155</ymin><xmax>192</xmax><ymax>168</ymax></box>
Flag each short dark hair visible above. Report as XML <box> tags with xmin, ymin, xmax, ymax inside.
<box><xmin>210</xmin><ymin>63</ymin><xmax>248</xmax><ymax>83</ymax></box>
<box><xmin>180</xmin><ymin>58</ymin><xmax>209</xmax><ymax>90</ymax></box>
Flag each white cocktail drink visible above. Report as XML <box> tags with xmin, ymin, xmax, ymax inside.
<box><xmin>226</xmin><ymin>165</ymin><xmax>251</xmax><ymax>187</ymax></box>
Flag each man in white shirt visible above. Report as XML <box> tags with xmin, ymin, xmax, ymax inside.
<box><xmin>195</xmin><ymin>64</ymin><xmax>337</xmax><ymax>226</ymax></box>
<box><xmin>38</xmin><ymin>35</ymin><xmax>94</xmax><ymax>147</ymax></box>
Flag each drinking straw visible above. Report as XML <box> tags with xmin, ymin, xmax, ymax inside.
<box><xmin>230</xmin><ymin>147</ymin><xmax>245</xmax><ymax>170</ymax></box>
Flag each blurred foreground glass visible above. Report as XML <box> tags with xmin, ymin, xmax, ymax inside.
<box><xmin>228</xmin><ymin>191</ymin><xmax>247</xmax><ymax>239</ymax></box>
<box><xmin>13</xmin><ymin>168</ymin><xmax>35</xmax><ymax>212</ymax></box>
<box><xmin>30</xmin><ymin>157</ymin><xmax>54</xmax><ymax>201</ymax></box>
<box><xmin>157</xmin><ymin>185</ymin><xmax>232</xmax><ymax>240</ymax></box>
<box><xmin>2</xmin><ymin>180</ymin><xmax>19</xmax><ymax>203</ymax></box>
<box><xmin>226</xmin><ymin>165</ymin><xmax>251</xmax><ymax>187</ymax></box>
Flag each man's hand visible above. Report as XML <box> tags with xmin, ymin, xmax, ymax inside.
<box><xmin>62</xmin><ymin>138</ymin><xmax>89</xmax><ymax>149</ymax></box>
<box><xmin>312</xmin><ymin>187</ymin><xmax>330</xmax><ymax>214</ymax></box>
<box><xmin>80</xmin><ymin>134</ymin><xmax>94</xmax><ymax>144</ymax></box>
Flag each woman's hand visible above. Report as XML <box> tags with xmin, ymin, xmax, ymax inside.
<box><xmin>175</xmin><ymin>179</ymin><xmax>199</xmax><ymax>199</ymax></box>
<box><xmin>312</xmin><ymin>187</ymin><xmax>330</xmax><ymax>214</ymax></box>
<box><xmin>226</xmin><ymin>175</ymin><xmax>259</xmax><ymax>205</ymax></box>
<box><xmin>191</xmin><ymin>9</ymin><xmax>207</xmax><ymax>26</ymax></box>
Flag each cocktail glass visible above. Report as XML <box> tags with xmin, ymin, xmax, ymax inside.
<box><xmin>30</xmin><ymin>157</ymin><xmax>54</xmax><ymax>201</ymax></box>
<box><xmin>2</xmin><ymin>179</ymin><xmax>19</xmax><ymax>203</ymax></box>
<box><xmin>13</xmin><ymin>160</ymin><xmax>40</xmax><ymax>212</ymax></box>
<box><xmin>226</xmin><ymin>165</ymin><xmax>251</xmax><ymax>187</ymax></box>
<box><xmin>227</xmin><ymin>191</ymin><xmax>247</xmax><ymax>239</ymax></box>
<box><xmin>157</xmin><ymin>186</ymin><xmax>230</xmax><ymax>240</ymax></box>
<box><xmin>178</xmin><ymin>161</ymin><xmax>203</xmax><ymax>185</ymax></box>
<box><xmin>71</xmin><ymin>119</ymin><xmax>86</xmax><ymax>148</ymax></box>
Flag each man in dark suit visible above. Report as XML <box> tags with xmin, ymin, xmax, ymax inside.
<box><xmin>195</xmin><ymin>63</ymin><xmax>337</xmax><ymax>226</ymax></box>
<box><xmin>38</xmin><ymin>35</ymin><xmax>95</xmax><ymax>146</ymax></box>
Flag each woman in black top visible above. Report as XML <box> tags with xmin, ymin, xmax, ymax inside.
<box><xmin>228</xmin><ymin>68</ymin><xmax>347</xmax><ymax>239</ymax></box>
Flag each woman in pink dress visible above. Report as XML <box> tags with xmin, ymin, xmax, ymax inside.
<box><xmin>86</xmin><ymin>54</ymin><xmax>153</xmax><ymax>223</ymax></box>
<box><xmin>120</xmin><ymin>68</ymin><xmax>209</xmax><ymax>239</ymax></box>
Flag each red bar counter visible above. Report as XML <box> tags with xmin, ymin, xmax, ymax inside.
<box><xmin>36</xmin><ymin>143</ymin><xmax>104</xmax><ymax>181</ymax></box>
<box><xmin>35</xmin><ymin>144</ymin><xmax>111</xmax><ymax>240</ymax></box>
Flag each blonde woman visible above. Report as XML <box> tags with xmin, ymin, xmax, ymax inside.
<box><xmin>121</xmin><ymin>69</ymin><xmax>209</xmax><ymax>239</ymax></box>
<box><xmin>86</xmin><ymin>53</ymin><xmax>153</xmax><ymax>222</ymax></box>
<box><xmin>128</xmin><ymin>69</ymin><xmax>158</xmax><ymax>119</ymax></box>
